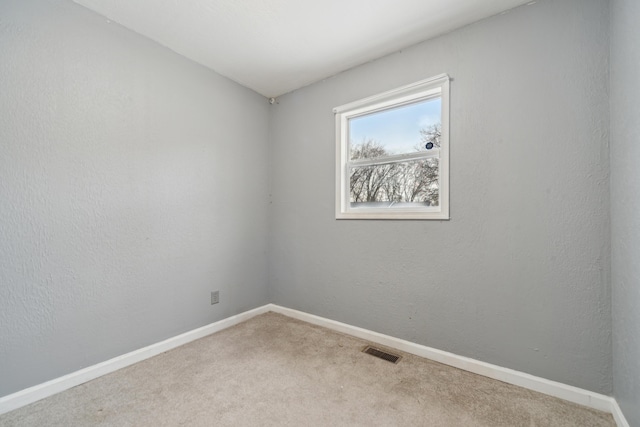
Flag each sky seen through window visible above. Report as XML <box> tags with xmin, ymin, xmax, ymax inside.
<box><xmin>349</xmin><ymin>97</ymin><xmax>441</xmax><ymax>155</ymax></box>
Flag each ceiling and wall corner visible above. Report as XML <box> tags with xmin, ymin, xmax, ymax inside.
<box><xmin>71</xmin><ymin>0</ymin><xmax>533</xmax><ymax>97</ymax></box>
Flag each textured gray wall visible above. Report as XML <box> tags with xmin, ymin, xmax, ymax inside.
<box><xmin>610</xmin><ymin>0</ymin><xmax>640</xmax><ymax>424</ymax></box>
<box><xmin>269</xmin><ymin>0</ymin><xmax>612</xmax><ymax>394</ymax></box>
<box><xmin>0</xmin><ymin>0</ymin><xmax>269</xmax><ymax>397</ymax></box>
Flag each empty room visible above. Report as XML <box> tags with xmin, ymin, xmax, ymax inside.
<box><xmin>0</xmin><ymin>0</ymin><xmax>638</xmax><ymax>425</ymax></box>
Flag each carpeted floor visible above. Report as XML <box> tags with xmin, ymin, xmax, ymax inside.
<box><xmin>0</xmin><ymin>312</ymin><xmax>615</xmax><ymax>426</ymax></box>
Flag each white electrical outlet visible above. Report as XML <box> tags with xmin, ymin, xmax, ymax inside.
<box><xmin>211</xmin><ymin>291</ymin><xmax>219</xmax><ymax>305</ymax></box>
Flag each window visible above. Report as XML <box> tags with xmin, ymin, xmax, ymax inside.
<box><xmin>334</xmin><ymin>74</ymin><xmax>450</xmax><ymax>220</ymax></box>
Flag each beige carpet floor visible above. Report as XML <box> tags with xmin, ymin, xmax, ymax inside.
<box><xmin>0</xmin><ymin>312</ymin><xmax>614</xmax><ymax>426</ymax></box>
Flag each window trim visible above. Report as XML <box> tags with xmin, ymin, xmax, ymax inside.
<box><xmin>334</xmin><ymin>74</ymin><xmax>450</xmax><ymax>220</ymax></box>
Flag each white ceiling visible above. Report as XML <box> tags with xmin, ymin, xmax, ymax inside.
<box><xmin>73</xmin><ymin>0</ymin><xmax>533</xmax><ymax>97</ymax></box>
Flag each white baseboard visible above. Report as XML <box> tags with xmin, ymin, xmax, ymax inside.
<box><xmin>0</xmin><ymin>304</ymin><xmax>271</xmax><ymax>415</ymax></box>
<box><xmin>610</xmin><ymin>398</ymin><xmax>631</xmax><ymax>427</ymax></box>
<box><xmin>267</xmin><ymin>304</ymin><xmax>623</xmax><ymax>423</ymax></box>
<box><xmin>1</xmin><ymin>303</ymin><xmax>630</xmax><ymax>427</ymax></box>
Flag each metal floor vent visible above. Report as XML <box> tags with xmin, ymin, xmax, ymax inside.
<box><xmin>362</xmin><ymin>346</ymin><xmax>402</xmax><ymax>364</ymax></box>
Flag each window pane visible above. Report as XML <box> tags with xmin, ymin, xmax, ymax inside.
<box><xmin>349</xmin><ymin>97</ymin><xmax>441</xmax><ymax>160</ymax></box>
<box><xmin>349</xmin><ymin>158</ymin><xmax>439</xmax><ymax>207</ymax></box>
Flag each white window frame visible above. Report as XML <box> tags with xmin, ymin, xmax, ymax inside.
<box><xmin>334</xmin><ymin>73</ymin><xmax>450</xmax><ymax>220</ymax></box>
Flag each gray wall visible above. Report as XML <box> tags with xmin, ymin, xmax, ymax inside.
<box><xmin>610</xmin><ymin>0</ymin><xmax>640</xmax><ymax>424</ymax></box>
<box><xmin>0</xmin><ymin>0</ymin><xmax>624</xmax><ymax>407</ymax></box>
<box><xmin>269</xmin><ymin>0</ymin><xmax>612</xmax><ymax>394</ymax></box>
<box><xmin>0</xmin><ymin>0</ymin><xmax>269</xmax><ymax>397</ymax></box>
